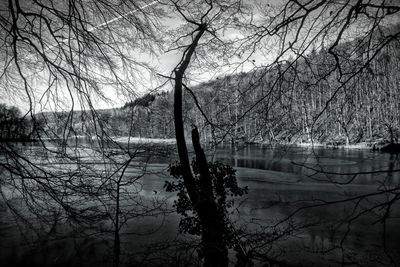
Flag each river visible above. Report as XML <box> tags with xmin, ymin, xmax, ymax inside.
<box><xmin>1</xmin><ymin>143</ymin><xmax>399</xmax><ymax>266</ymax></box>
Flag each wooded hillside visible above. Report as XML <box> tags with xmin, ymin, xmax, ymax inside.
<box><xmin>17</xmin><ymin>25</ymin><xmax>399</xmax><ymax>146</ymax></box>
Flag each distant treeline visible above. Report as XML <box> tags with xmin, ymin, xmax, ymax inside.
<box><xmin>34</xmin><ymin>92</ymin><xmax>175</xmax><ymax>141</ymax></box>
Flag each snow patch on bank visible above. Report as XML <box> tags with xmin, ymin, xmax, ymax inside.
<box><xmin>113</xmin><ymin>137</ymin><xmax>176</xmax><ymax>144</ymax></box>
<box><xmin>292</xmin><ymin>142</ymin><xmax>372</xmax><ymax>149</ymax></box>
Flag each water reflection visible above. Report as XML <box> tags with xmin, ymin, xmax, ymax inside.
<box><xmin>213</xmin><ymin>144</ymin><xmax>400</xmax><ymax>185</ymax></box>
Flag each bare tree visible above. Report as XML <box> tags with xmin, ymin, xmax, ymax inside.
<box><xmin>169</xmin><ymin>4</ymin><xmax>226</xmax><ymax>267</ymax></box>
<box><xmin>0</xmin><ymin>1</ymin><xmax>173</xmax><ymax>266</ymax></box>
<box><xmin>160</xmin><ymin>0</ymin><xmax>400</xmax><ymax>265</ymax></box>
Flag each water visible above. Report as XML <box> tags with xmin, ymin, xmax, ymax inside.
<box><xmin>213</xmin><ymin>145</ymin><xmax>400</xmax><ymax>266</ymax></box>
<box><xmin>1</xmin><ymin>142</ymin><xmax>399</xmax><ymax>266</ymax></box>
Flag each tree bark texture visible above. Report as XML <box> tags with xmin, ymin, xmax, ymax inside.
<box><xmin>173</xmin><ymin>24</ymin><xmax>229</xmax><ymax>267</ymax></box>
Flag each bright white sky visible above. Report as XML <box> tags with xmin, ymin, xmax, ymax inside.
<box><xmin>3</xmin><ymin>0</ymin><xmax>267</xmax><ymax>113</ymax></box>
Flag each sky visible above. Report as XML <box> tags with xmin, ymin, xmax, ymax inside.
<box><xmin>2</xmin><ymin>0</ymin><xmax>266</xmax><ymax>113</ymax></box>
<box><xmin>2</xmin><ymin>0</ymin><xmax>400</xmax><ymax>114</ymax></box>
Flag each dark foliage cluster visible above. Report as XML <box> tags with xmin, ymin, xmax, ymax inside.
<box><xmin>165</xmin><ymin>160</ymin><xmax>247</xmax><ymax>241</ymax></box>
<box><xmin>0</xmin><ymin>104</ymin><xmax>32</xmax><ymax>141</ymax></box>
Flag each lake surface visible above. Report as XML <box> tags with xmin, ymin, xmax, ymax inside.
<box><xmin>213</xmin><ymin>145</ymin><xmax>400</xmax><ymax>265</ymax></box>
<box><xmin>1</xmin><ymin>143</ymin><xmax>399</xmax><ymax>266</ymax></box>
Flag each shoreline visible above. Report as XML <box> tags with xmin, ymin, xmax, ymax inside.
<box><xmin>113</xmin><ymin>137</ymin><xmax>379</xmax><ymax>150</ymax></box>
<box><xmin>22</xmin><ymin>136</ymin><xmax>393</xmax><ymax>151</ymax></box>
<box><xmin>242</xmin><ymin>140</ymin><xmax>381</xmax><ymax>150</ymax></box>
<box><xmin>113</xmin><ymin>136</ymin><xmax>176</xmax><ymax>144</ymax></box>
<box><xmin>283</xmin><ymin>142</ymin><xmax>373</xmax><ymax>150</ymax></box>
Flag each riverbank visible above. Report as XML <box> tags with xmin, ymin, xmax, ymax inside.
<box><xmin>285</xmin><ymin>141</ymin><xmax>400</xmax><ymax>153</ymax></box>
<box><xmin>293</xmin><ymin>142</ymin><xmax>373</xmax><ymax>149</ymax></box>
<box><xmin>113</xmin><ymin>137</ymin><xmax>176</xmax><ymax>144</ymax></box>
<box><xmin>113</xmin><ymin>136</ymin><xmax>389</xmax><ymax>151</ymax></box>
<box><xmin>250</xmin><ymin>138</ymin><xmax>395</xmax><ymax>150</ymax></box>
<box><xmin>26</xmin><ymin>135</ymin><xmax>395</xmax><ymax>152</ymax></box>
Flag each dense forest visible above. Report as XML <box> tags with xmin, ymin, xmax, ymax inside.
<box><xmin>13</xmin><ymin>25</ymin><xmax>396</xmax><ymax>147</ymax></box>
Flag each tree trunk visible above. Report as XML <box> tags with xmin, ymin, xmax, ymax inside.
<box><xmin>192</xmin><ymin>127</ymin><xmax>228</xmax><ymax>267</ymax></box>
<box><xmin>173</xmin><ymin>24</ymin><xmax>229</xmax><ymax>267</ymax></box>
